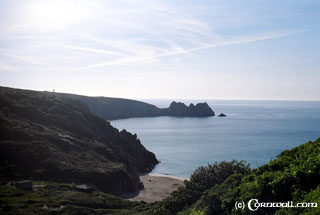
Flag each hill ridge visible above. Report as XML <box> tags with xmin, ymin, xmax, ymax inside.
<box><xmin>0</xmin><ymin>86</ymin><xmax>158</xmax><ymax>194</ymax></box>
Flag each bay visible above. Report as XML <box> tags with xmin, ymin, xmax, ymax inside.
<box><xmin>111</xmin><ymin>100</ymin><xmax>320</xmax><ymax>178</ymax></box>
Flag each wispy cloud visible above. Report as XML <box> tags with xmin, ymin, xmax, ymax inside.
<box><xmin>186</xmin><ymin>31</ymin><xmax>302</xmax><ymax>53</ymax></box>
<box><xmin>56</xmin><ymin>44</ymin><xmax>126</xmax><ymax>56</ymax></box>
<box><xmin>79</xmin><ymin>31</ymin><xmax>299</xmax><ymax>69</ymax></box>
<box><xmin>0</xmin><ymin>51</ymin><xmax>45</xmax><ymax>65</ymax></box>
<box><xmin>0</xmin><ymin>0</ymin><xmax>305</xmax><ymax>72</ymax></box>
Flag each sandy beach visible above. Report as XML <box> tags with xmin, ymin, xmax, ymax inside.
<box><xmin>122</xmin><ymin>173</ymin><xmax>186</xmax><ymax>203</ymax></box>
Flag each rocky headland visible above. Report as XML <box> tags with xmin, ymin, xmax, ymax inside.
<box><xmin>57</xmin><ymin>93</ymin><xmax>215</xmax><ymax>120</ymax></box>
<box><xmin>0</xmin><ymin>86</ymin><xmax>158</xmax><ymax>194</ymax></box>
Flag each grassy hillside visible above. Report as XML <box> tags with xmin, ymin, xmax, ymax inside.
<box><xmin>152</xmin><ymin>138</ymin><xmax>320</xmax><ymax>215</ymax></box>
<box><xmin>0</xmin><ymin>181</ymin><xmax>154</xmax><ymax>215</ymax></box>
<box><xmin>0</xmin><ymin>86</ymin><xmax>158</xmax><ymax>194</ymax></box>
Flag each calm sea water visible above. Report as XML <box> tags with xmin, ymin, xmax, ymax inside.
<box><xmin>111</xmin><ymin>100</ymin><xmax>320</xmax><ymax>178</ymax></box>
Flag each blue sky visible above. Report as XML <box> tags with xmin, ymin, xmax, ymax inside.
<box><xmin>0</xmin><ymin>0</ymin><xmax>319</xmax><ymax>100</ymax></box>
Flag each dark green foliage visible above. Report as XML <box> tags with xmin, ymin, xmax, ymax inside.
<box><xmin>152</xmin><ymin>161</ymin><xmax>250</xmax><ymax>215</ymax></box>
<box><xmin>0</xmin><ymin>181</ymin><xmax>153</xmax><ymax>215</ymax></box>
<box><xmin>229</xmin><ymin>138</ymin><xmax>320</xmax><ymax>215</ymax></box>
<box><xmin>0</xmin><ymin>86</ymin><xmax>158</xmax><ymax>194</ymax></box>
<box><xmin>153</xmin><ymin>138</ymin><xmax>320</xmax><ymax>215</ymax></box>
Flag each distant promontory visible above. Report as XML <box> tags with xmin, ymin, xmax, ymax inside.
<box><xmin>57</xmin><ymin>93</ymin><xmax>215</xmax><ymax>120</ymax></box>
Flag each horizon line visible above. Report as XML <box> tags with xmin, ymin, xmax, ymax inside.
<box><xmin>1</xmin><ymin>85</ymin><xmax>320</xmax><ymax>103</ymax></box>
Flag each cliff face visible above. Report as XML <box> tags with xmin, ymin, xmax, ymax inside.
<box><xmin>57</xmin><ymin>93</ymin><xmax>215</xmax><ymax>120</ymax></box>
<box><xmin>0</xmin><ymin>87</ymin><xmax>158</xmax><ymax>194</ymax></box>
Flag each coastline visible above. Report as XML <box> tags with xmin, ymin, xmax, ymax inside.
<box><xmin>122</xmin><ymin>173</ymin><xmax>186</xmax><ymax>203</ymax></box>
<box><xmin>147</xmin><ymin>173</ymin><xmax>189</xmax><ymax>181</ymax></box>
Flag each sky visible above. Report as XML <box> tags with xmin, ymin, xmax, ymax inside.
<box><xmin>0</xmin><ymin>0</ymin><xmax>320</xmax><ymax>100</ymax></box>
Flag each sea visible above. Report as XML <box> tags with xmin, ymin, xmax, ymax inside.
<box><xmin>110</xmin><ymin>100</ymin><xmax>320</xmax><ymax>179</ymax></box>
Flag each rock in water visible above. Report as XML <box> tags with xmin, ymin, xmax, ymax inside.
<box><xmin>165</xmin><ymin>101</ymin><xmax>215</xmax><ymax>117</ymax></box>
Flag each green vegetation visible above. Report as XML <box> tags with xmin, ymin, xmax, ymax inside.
<box><xmin>152</xmin><ymin>138</ymin><xmax>320</xmax><ymax>215</ymax></box>
<box><xmin>152</xmin><ymin>161</ymin><xmax>251</xmax><ymax>215</ymax></box>
<box><xmin>2</xmin><ymin>137</ymin><xmax>318</xmax><ymax>215</ymax></box>
<box><xmin>0</xmin><ymin>181</ymin><xmax>153</xmax><ymax>215</ymax></box>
